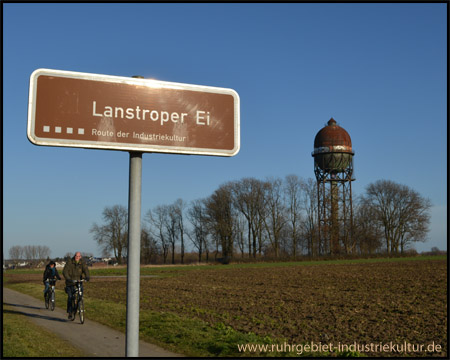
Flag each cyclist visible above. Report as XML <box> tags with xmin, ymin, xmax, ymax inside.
<box><xmin>63</xmin><ymin>252</ymin><xmax>90</xmax><ymax>320</ymax></box>
<box><xmin>43</xmin><ymin>260</ymin><xmax>61</xmax><ymax>297</ymax></box>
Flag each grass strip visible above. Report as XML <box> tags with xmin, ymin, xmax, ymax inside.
<box><xmin>3</xmin><ymin>282</ymin><xmax>338</xmax><ymax>357</ymax></box>
<box><xmin>91</xmin><ymin>254</ymin><xmax>447</xmax><ymax>276</ymax></box>
<box><xmin>2</xmin><ymin>302</ymin><xmax>86</xmax><ymax>357</ymax></box>
<box><xmin>5</xmin><ymin>255</ymin><xmax>446</xmax><ymax>277</ymax></box>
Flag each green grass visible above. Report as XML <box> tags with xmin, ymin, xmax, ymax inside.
<box><xmin>210</xmin><ymin>254</ymin><xmax>447</xmax><ymax>269</ymax></box>
<box><xmin>4</xmin><ymin>255</ymin><xmax>446</xmax><ymax>277</ymax></box>
<box><xmin>2</xmin><ymin>302</ymin><xmax>86</xmax><ymax>357</ymax></box>
<box><xmin>88</xmin><ymin>254</ymin><xmax>447</xmax><ymax>277</ymax></box>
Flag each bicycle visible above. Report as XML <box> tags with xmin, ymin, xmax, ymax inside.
<box><xmin>44</xmin><ymin>278</ymin><xmax>57</xmax><ymax>311</ymax></box>
<box><xmin>70</xmin><ymin>279</ymin><xmax>86</xmax><ymax>324</ymax></box>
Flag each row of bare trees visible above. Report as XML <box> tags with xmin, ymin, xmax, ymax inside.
<box><xmin>90</xmin><ymin>176</ymin><xmax>432</xmax><ymax>264</ymax></box>
<box><xmin>8</xmin><ymin>245</ymin><xmax>51</xmax><ymax>265</ymax></box>
<box><xmin>145</xmin><ymin>199</ymin><xmax>187</xmax><ymax>264</ymax></box>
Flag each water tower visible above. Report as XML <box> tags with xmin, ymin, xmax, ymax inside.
<box><xmin>312</xmin><ymin>118</ymin><xmax>355</xmax><ymax>255</ymax></box>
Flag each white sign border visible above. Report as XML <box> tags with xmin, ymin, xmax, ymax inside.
<box><xmin>27</xmin><ymin>68</ymin><xmax>240</xmax><ymax>157</ymax></box>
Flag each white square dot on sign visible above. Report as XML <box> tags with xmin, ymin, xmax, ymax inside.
<box><xmin>67</xmin><ymin>128</ymin><xmax>73</xmax><ymax>134</ymax></box>
<box><xmin>55</xmin><ymin>127</ymin><xmax>62</xmax><ymax>133</ymax></box>
<box><xmin>43</xmin><ymin>126</ymin><xmax>50</xmax><ymax>132</ymax></box>
<box><xmin>78</xmin><ymin>128</ymin><xmax>84</xmax><ymax>135</ymax></box>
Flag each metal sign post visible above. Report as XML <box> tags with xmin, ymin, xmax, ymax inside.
<box><xmin>125</xmin><ymin>76</ymin><xmax>144</xmax><ymax>357</ymax></box>
<box><xmin>125</xmin><ymin>151</ymin><xmax>142</xmax><ymax>357</ymax></box>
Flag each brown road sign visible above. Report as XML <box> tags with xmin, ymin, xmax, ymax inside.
<box><xmin>27</xmin><ymin>69</ymin><xmax>240</xmax><ymax>156</ymax></box>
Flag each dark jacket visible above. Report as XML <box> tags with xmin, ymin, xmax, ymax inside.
<box><xmin>63</xmin><ymin>256</ymin><xmax>90</xmax><ymax>286</ymax></box>
<box><xmin>43</xmin><ymin>262</ymin><xmax>61</xmax><ymax>283</ymax></box>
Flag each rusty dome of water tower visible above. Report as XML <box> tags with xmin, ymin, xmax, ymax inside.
<box><xmin>313</xmin><ymin>118</ymin><xmax>354</xmax><ymax>154</ymax></box>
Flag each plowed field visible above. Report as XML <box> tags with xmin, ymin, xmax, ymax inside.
<box><xmin>5</xmin><ymin>258</ymin><xmax>447</xmax><ymax>357</ymax></box>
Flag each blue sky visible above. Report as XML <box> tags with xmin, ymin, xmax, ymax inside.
<box><xmin>3</xmin><ymin>3</ymin><xmax>447</xmax><ymax>258</ymax></box>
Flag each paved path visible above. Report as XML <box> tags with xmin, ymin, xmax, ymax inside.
<box><xmin>3</xmin><ymin>287</ymin><xmax>182</xmax><ymax>357</ymax></box>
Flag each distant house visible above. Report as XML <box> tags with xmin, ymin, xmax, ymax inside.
<box><xmin>55</xmin><ymin>261</ymin><xmax>65</xmax><ymax>268</ymax></box>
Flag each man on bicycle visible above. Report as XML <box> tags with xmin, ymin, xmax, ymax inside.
<box><xmin>63</xmin><ymin>252</ymin><xmax>90</xmax><ymax>320</ymax></box>
<box><xmin>43</xmin><ymin>260</ymin><xmax>61</xmax><ymax>296</ymax></box>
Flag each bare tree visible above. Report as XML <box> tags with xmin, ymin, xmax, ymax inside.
<box><xmin>187</xmin><ymin>198</ymin><xmax>209</xmax><ymax>262</ymax></box>
<box><xmin>363</xmin><ymin>180</ymin><xmax>432</xmax><ymax>254</ymax></box>
<box><xmin>173</xmin><ymin>199</ymin><xmax>186</xmax><ymax>264</ymax></box>
<box><xmin>146</xmin><ymin>205</ymin><xmax>170</xmax><ymax>264</ymax></box>
<box><xmin>284</xmin><ymin>174</ymin><xmax>304</xmax><ymax>258</ymax></box>
<box><xmin>9</xmin><ymin>245</ymin><xmax>24</xmax><ymax>264</ymax></box>
<box><xmin>166</xmin><ymin>205</ymin><xmax>178</xmax><ymax>264</ymax></box>
<box><xmin>397</xmin><ymin>189</ymin><xmax>432</xmax><ymax>253</ymax></box>
<box><xmin>232</xmin><ymin>178</ymin><xmax>265</xmax><ymax>258</ymax></box>
<box><xmin>235</xmin><ymin>212</ymin><xmax>247</xmax><ymax>257</ymax></box>
<box><xmin>299</xmin><ymin>178</ymin><xmax>319</xmax><ymax>257</ymax></box>
<box><xmin>353</xmin><ymin>196</ymin><xmax>383</xmax><ymax>254</ymax></box>
<box><xmin>141</xmin><ymin>227</ymin><xmax>159</xmax><ymax>264</ymax></box>
<box><xmin>90</xmin><ymin>205</ymin><xmax>128</xmax><ymax>264</ymax></box>
<box><xmin>205</xmin><ymin>183</ymin><xmax>235</xmax><ymax>260</ymax></box>
<box><xmin>36</xmin><ymin>245</ymin><xmax>51</xmax><ymax>261</ymax></box>
<box><xmin>23</xmin><ymin>245</ymin><xmax>36</xmax><ymax>263</ymax></box>
<box><xmin>262</xmin><ymin>178</ymin><xmax>288</xmax><ymax>258</ymax></box>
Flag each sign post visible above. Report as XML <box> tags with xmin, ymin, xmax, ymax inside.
<box><xmin>126</xmin><ymin>151</ymin><xmax>142</xmax><ymax>357</ymax></box>
<box><xmin>28</xmin><ymin>69</ymin><xmax>240</xmax><ymax>357</ymax></box>
<box><xmin>125</xmin><ymin>75</ymin><xmax>144</xmax><ymax>357</ymax></box>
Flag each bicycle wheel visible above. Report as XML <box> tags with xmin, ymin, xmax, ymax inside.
<box><xmin>50</xmin><ymin>290</ymin><xmax>55</xmax><ymax>311</ymax></box>
<box><xmin>44</xmin><ymin>292</ymin><xmax>49</xmax><ymax>309</ymax></box>
<box><xmin>78</xmin><ymin>298</ymin><xmax>84</xmax><ymax>324</ymax></box>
